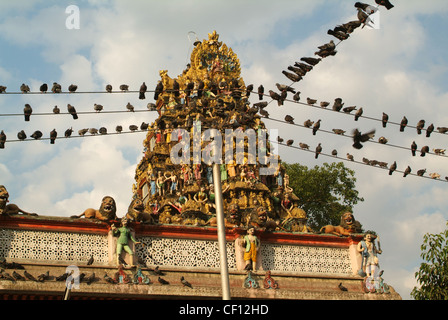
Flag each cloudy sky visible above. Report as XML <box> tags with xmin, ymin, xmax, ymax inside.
<box><xmin>1</xmin><ymin>0</ymin><xmax>448</xmax><ymax>299</ymax></box>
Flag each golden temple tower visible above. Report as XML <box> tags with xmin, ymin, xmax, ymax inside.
<box><xmin>132</xmin><ymin>31</ymin><xmax>309</xmax><ymax>233</ymax></box>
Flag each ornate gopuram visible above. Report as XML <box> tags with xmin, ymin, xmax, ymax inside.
<box><xmin>0</xmin><ymin>32</ymin><xmax>401</xmax><ymax>300</ymax></box>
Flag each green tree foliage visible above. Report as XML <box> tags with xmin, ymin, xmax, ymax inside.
<box><xmin>411</xmin><ymin>222</ymin><xmax>448</xmax><ymax>300</ymax></box>
<box><xmin>284</xmin><ymin>162</ymin><xmax>364</xmax><ymax>231</ymax></box>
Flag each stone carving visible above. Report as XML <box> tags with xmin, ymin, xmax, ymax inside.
<box><xmin>111</xmin><ymin>218</ymin><xmax>142</xmax><ymax>266</ymax></box>
<box><xmin>73</xmin><ymin>196</ymin><xmax>117</xmax><ymax>221</ymax></box>
<box><xmin>319</xmin><ymin>212</ymin><xmax>362</xmax><ymax>236</ymax></box>
<box><xmin>241</xmin><ymin>226</ymin><xmax>260</xmax><ymax>272</ymax></box>
<box><xmin>126</xmin><ymin>196</ymin><xmax>153</xmax><ymax>223</ymax></box>
<box><xmin>263</xmin><ymin>270</ymin><xmax>279</xmax><ymax>289</ymax></box>
<box><xmin>0</xmin><ymin>185</ymin><xmax>37</xmax><ymax>216</ymax></box>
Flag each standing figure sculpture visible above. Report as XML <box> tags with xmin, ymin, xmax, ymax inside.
<box><xmin>111</xmin><ymin>218</ymin><xmax>142</xmax><ymax>267</ymax></box>
<box><xmin>357</xmin><ymin>231</ymin><xmax>382</xmax><ymax>292</ymax></box>
<box><xmin>242</xmin><ymin>227</ymin><xmax>260</xmax><ymax>272</ymax></box>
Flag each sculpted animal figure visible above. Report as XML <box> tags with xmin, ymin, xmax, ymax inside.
<box><xmin>207</xmin><ymin>203</ymin><xmax>243</xmax><ymax>228</ymax></box>
<box><xmin>319</xmin><ymin>212</ymin><xmax>362</xmax><ymax>236</ymax></box>
<box><xmin>72</xmin><ymin>196</ymin><xmax>117</xmax><ymax>221</ymax></box>
<box><xmin>0</xmin><ymin>185</ymin><xmax>37</xmax><ymax>216</ymax></box>
<box><xmin>125</xmin><ymin>197</ymin><xmax>153</xmax><ymax>223</ymax></box>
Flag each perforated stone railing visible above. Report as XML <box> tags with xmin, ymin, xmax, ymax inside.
<box><xmin>0</xmin><ymin>216</ymin><xmax>360</xmax><ymax>275</ymax></box>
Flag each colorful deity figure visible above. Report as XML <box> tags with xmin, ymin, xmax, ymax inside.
<box><xmin>242</xmin><ymin>226</ymin><xmax>260</xmax><ymax>272</ymax></box>
<box><xmin>111</xmin><ymin>218</ymin><xmax>142</xmax><ymax>267</ymax></box>
<box><xmin>132</xmin><ymin>266</ymin><xmax>151</xmax><ymax>285</ymax></box>
<box><xmin>358</xmin><ymin>231</ymin><xmax>383</xmax><ymax>292</ymax></box>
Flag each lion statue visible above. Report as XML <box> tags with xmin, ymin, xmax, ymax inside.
<box><xmin>72</xmin><ymin>196</ymin><xmax>117</xmax><ymax>221</ymax></box>
<box><xmin>248</xmin><ymin>206</ymin><xmax>278</xmax><ymax>231</ymax></box>
<box><xmin>0</xmin><ymin>185</ymin><xmax>38</xmax><ymax>216</ymax></box>
<box><xmin>206</xmin><ymin>203</ymin><xmax>244</xmax><ymax>228</ymax></box>
<box><xmin>125</xmin><ymin>197</ymin><xmax>153</xmax><ymax>224</ymax></box>
<box><xmin>319</xmin><ymin>212</ymin><xmax>362</xmax><ymax>236</ymax></box>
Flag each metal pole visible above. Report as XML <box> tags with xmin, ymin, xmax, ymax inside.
<box><xmin>212</xmin><ymin>162</ymin><xmax>231</xmax><ymax>300</ymax></box>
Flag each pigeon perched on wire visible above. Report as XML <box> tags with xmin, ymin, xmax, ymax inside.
<box><xmin>31</xmin><ymin>130</ymin><xmax>43</xmax><ymax>140</ymax></box>
<box><xmin>382</xmin><ymin>113</ymin><xmax>389</xmax><ymax>128</ymax></box>
<box><xmin>400</xmin><ymin>116</ymin><xmax>408</xmax><ymax>132</ymax></box>
<box><xmin>403</xmin><ymin>166</ymin><xmax>412</xmax><ymax>178</ymax></box>
<box><xmin>68</xmin><ymin>84</ymin><xmax>78</xmax><ymax>93</ymax></box>
<box><xmin>312</xmin><ymin>120</ymin><xmax>321</xmax><ymax>135</ymax></box>
<box><xmin>50</xmin><ymin>129</ymin><xmax>57</xmax><ymax>144</ymax></box>
<box><xmin>315</xmin><ymin>143</ymin><xmax>322</xmax><ymax>159</ymax></box>
<box><xmin>389</xmin><ymin>161</ymin><xmax>397</xmax><ymax>175</ymax></box>
<box><xmin>411</xmin><ymin>141</ymin><xmax>417</xmax><ymax>156</ymax></box>
<box><xmin>332</xmin><ymin>98</ymin><xmax>344</xmax><ymax>112</ymax></box>
<box><xmin>20</xmin><ymin>83</ymin><xmax>30</xmax><ymax>93</ymax></box>
<box><xmin>354</xmin><ymin>107</ymin><xmax>363</xmax><ymax>121</ymax></box>
<box><xmin>300</xmin><ymin>57</ymin><xmax>321</xmax><ymax>66</ymax></box>
<box><xmin>94</xmin><ymin>103</ymin><xmax>103</xmax><ymax>112</ymax></box>
<box><xmin>23</xmin><ymin>104</ymin><xmax>32</xmax><ymax>121</ymax></box>
<box><xmin>40</xmin><ymin>83</ymin><xmax>48</xmax><ymax>93</ymax></box>
<box><xmin>257</xmin><ymin>85</ymin><xmax>264</xmax><ymax>100</ymax></box>
<box><xmin>120</xmin><ymin>84</ymin><xmax>129</xmax><ymax>91</ymax></box>
<box><xmin>65</xmin><ymin>128</ymin><xmax>73</xmax><ymax>138</ymax></box>
<box><xmin>0</xmin><ymin>86</ymin><xmax>6</xmax><ymax>93</ymax></box>
<box><xmin>53</xmin><ymin>105</ymin><xmax>60</xmax><ymax>114</ymax></box>
<box><xmin>0</xmin><ymin>130</ymin><xmax>6</xmax><ymax>149</ymax></box>
<box><xmin>417</xmin><ymin>169</ymin><xmax>426</xmax><ymax>177</ymax></box>
<box><xmin>352</xmin><ymin>128</ymin><xmax>375</xmax><ymax>149</ymax></box>
<box><xmin>304</xmin><ymin>119</ymin><xmax>314</xmax><ymax>128</ymax></box>
<box><xmin>106</xmin><ymin>84</ymin><xmax>113</xmax><ymax>93</ymax></box>
<box><xmin>51</xmin><ymin>82</ymin><xmax>62</xmax><ymax>93</ymax></box>
<box><xmin>320</xmin><ymin>101</ymin><xmax>329</xmax><ymax>108</ymax></box>
<box><xmin>126</xmin><ymin>102</ymin><xmax>134</xmax><ymax>112</ymax></box>
<box><xmin>420</xmin><ymin>146</ymin><xmax>429</xmax><ymax>157</ymax></box>
<box><xmin>154</xmin><ymin>81</ymin><xmax>163</xmax><ymax>100</ymax></box>
<box><xmin>67</xmin><ymin>104</ymin><xmax>78</xmax><ymax>119</ymax></box>
<box><xmin>416</xmin><ymin>120</ymin><xmax>425</xmax><ymax>135</ymax></box>
<box><xmin>343</xmin><ymin>106</ymin><xmax>357</xmax><ymax>114</ymax></box>
<box><xmin>269</xmin><ymin>90</ymin><xmax>284</xmax><ymax>106</ymax></box>
<box><xmin>299</xmin><ymin>143</ymin><xmax>309</xmax><ymax>150</ymax></box>
<box><xmin>282</xmin><ymin>70</ymin><xmax>302</xmax><ymax>82</ymax></box>
<box><xmin>426</xmin><ymin>124</ymin><xmax>434</xmax><ymax>138</ymax></box>
<box><xmin>307</xmin><ymin>97</ymin><xmax>317</xmax><ymax>105</ymax></box>
<box><xmin>17</xmin><ymin>130</ymin><xmax>27</xmax><ymax>141</ymax></box>
<box><xmin>139</xmin><ymin>82</ymin><xmax>147</xmax><ymax>100</ymax></box>
<box><xmin>285</xmin><ymin>115</ymin><xmax>294</xmax><ymax>124</ymax></box>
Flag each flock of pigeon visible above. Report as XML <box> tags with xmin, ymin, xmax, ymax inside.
<box><xmin>254</xmin><ymin>0</ymin><xmax>447</xmax><ymax>181</ymax></box>
<box><xmin>0</xmin><ymin>81</ymin><xmax>160</xmax><ymax>147</ymax></box>
<box><xmin>1</xmin><ymin>0</ymin><xmax>447</xmax><ymax>180</ymax></box>
<box><xmin>0</xmin><ymin>256</ymin><xmax>192</xmax><ymax>289</ymax></box>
